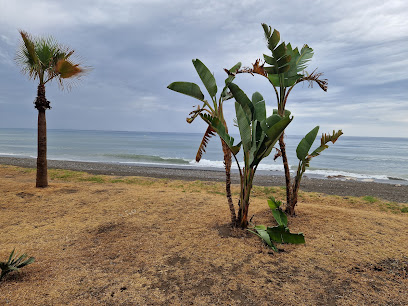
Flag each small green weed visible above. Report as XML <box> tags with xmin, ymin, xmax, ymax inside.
<box><xmin>379</xmin><ymin>202</ymin><xmax>408</xmax><ymax>214</ymax></box>
<box><xmin>208</xmin><ymin>191</ymin><xmax>226</xmax><ymax>196</ymax></box>
<box><xmin>80</xmin><ymin>176</ymin><xmax>105</xmax><ymax>183</ymax></box>
<box><xmin>363</xmin><ymin>196</ymin><xmax>378</xmax><ymax>203</ymax></box>
<box><xmin>124</xmin><ymin>178</ymin><xmax>155</xmax><ymax>186</ymax></box>
<box><xmin>110</xmin><ymin>179</ymin><xmax>125</xmax><ymax>183</ymax></box>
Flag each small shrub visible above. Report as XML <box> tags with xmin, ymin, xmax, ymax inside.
<box><xmin>0</xmin><ymin>249</ymin><xmax>35</xmax><ymax>281</ymax></box>
<box><xmin>248</xmin><ymin>197</ymin><xmax>305</xmax><ymax>252</ymax></box>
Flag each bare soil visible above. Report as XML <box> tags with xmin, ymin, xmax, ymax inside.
<box><xmin>0</xmin><ymin>165</ymin><xmax>407</xmax><ymax>305</ymax></box>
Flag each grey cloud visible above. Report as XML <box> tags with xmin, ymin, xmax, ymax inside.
<box><xmin>0</xmin><ymin>0</ymin><xmax>407</xmax><ymax>137</ymax></box>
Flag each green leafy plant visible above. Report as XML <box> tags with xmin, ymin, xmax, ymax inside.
<box><xmin>290</xmin><ymin>127</ymin><xmax>343</xmax><ymax>214</ymax></box>
<box><xmin>248</xmin><ymin>197</ymin><xmax>305</xmax><ymax>251</ymax></box>
<box><xmin>202</xmin><ymin>82</ymin><xmax>292</xmax><ymax>228</ymax></box>
<box><xmin>226</xmin><ymin>23</ymin><xmax>342</xmax><ymax>215</ymax></box>
<box><xmin>0</xmin><ymin>249</ymin><xmax>35</xmax><ymax>281</ymax></box>
<box><xmin>168</xmin><ymin>59</ymin><xmax>241</xmax><ymax>224</ymax></box>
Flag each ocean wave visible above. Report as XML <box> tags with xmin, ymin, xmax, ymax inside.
<box><xmin>305</xmin><ymin>169</ymin><xmax>392</xmax><ymax>181</ymax></box>
<box><xmin>0</xmin><ymin>152</ymin><xmax>36</xmax><ymax>158</ymax></box>
<box><xmin>190</xmin><ymin>159</ymin><xmax>284</xmax><ymax>171</ymax></box>
<box><xmin>102</xmin><ymin>154</ymin><xmax>190</xmax><ymax>165</ymax></box>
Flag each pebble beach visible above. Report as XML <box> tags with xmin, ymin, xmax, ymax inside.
<box><xmin>1</xmin><ymin>156</ymin><xmax>407</xmax><ymax>203</ymax></box>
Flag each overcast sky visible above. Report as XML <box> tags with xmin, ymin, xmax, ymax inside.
<box><xmin>0</xmin><ymin>0</ymin><xmax>407</xmax><ymax>137</ymax></box>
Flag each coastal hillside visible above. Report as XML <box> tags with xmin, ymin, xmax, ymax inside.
<box><xmin>1</xmin><ymin>165</ymin><xmax>407</xmax><ymax>305</ymax></box>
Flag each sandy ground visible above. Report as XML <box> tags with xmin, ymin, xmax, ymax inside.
<box><xmin>0</xmin><ymin>165</ymin><xmax>407</xmax><ymax>305</ymax></box>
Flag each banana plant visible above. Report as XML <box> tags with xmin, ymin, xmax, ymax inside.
<box><xmin>0</xmin><ymin>249</ymin><xmax>35</xmax><ymax>281</ymax></box>
<box><xmin>288</xmin><ymin>127</ymin><xmax>343</xmax><ymax>215</ymax></box>
<box><xmin>248</xmin><ymin>197</ymin><xmax>305</xmax><ymax>251</ymax></box>
<box><xmin>168</xmin><ymin>59</ymin><xmax>241</xmax><ymax>224</ymax></box>
<box><xmin>202</xmin><ymin>82</ymin><xmax>292</xmax><ymax>228</ymax></box>
<box><xmin>226</xmin><ymin>24</ymin><xmax>341</xmax><ymax>215</ymax></box>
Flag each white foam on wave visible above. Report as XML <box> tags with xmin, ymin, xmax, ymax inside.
<box><xmin>306</xmin><ymin>169</ymin><xmax>390</xmax><ymax>180</ymax></box>
<box><xmin>0</xmin><ymin>152</ymin><xmax>36</xmax><ymax>158</ymax></box>
<box><xmin>190</xmin><ymin>159</ymin><xmax>284</xmax><ymax>171</ymax></box>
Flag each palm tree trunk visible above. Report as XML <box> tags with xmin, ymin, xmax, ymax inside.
<box><xmin>36</xmin><ymin>109</ymin><xmax>48</xmax><ymax>187</ymax></box>
<box><xmin>221</xmin><ymin>139</ymin><xmax>236</xmax><ymax>226</ymax></box>
<box><xmin>35</xmin><ymin>84</ymin><xmax>48</xmax><ymax>188</ymax></box>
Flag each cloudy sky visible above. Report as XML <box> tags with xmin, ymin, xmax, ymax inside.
<box><xmin>0</xmin><ymin>0</ymin><xmax>407</xmax><ymax>137</ymax></box>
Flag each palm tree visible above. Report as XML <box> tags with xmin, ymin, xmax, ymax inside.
<box><xmin>15</xmin><ymin>31</ymin><xmax>85</xmax><ymax>187</ymax></box>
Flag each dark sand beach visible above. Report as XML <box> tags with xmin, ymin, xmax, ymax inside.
<box><xmin>1</xmin><ymin>156</ymin><xmax>407</xmax><ymax>203</ymax></box>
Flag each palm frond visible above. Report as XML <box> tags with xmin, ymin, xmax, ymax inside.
<box><xmin>15</xmin><ymin>30</ymin><xmax>87</xmax><ymax>89</ymax></box>
<box><xmin>15</xmin><ymin>31</ymin><xmax>41</xmax><ymax>81</ymax></box>
<box><xmin>196</xmin><ymin>125</ymin><xmax>216</xmax><ymax>162</ymax></box>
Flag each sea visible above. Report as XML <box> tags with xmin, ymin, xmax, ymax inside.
<box><xmin>0</xmin><ymin>128</ymin><xmax>407</xmax><ymax>185</ymax></box>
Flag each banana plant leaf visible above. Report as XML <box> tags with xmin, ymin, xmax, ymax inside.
<box><xmin>252</xmin><ymin>92</ymin><xmax>266</xmax><ymax>122</ymax></box>
<box><xmin>272</xmin><ymin>210</ymin><xmax>287</xmax><ymax>227</ymax></box>
<box><xmin>221</xmin><ymin>62</ymin><xmax>241</xmax><ymax>101</ymax></box>
<box><xmin>267</xmin><ymin>197</ymin><xmax>288</xmax><ymax>227</ymax></box>
<box><xmin>266</xmin><ymin>225</ymin><xmax>305</xmax><ymax>244</ymax></box>
<box><xmin>261</xmin><ymin>24</ymin><xmax>314</xmax><ymax>88</ymax></box>
<box><xmin>296</xmin><ymin>126</ymin><xmax>319</xmax><ymax>161</ymax></box>
<box><xmin>235</xmin><ymin>102</ymin><xmax>252</xmax><ymax>153</ymax></box>
<box><xmin>228</xmin><ymin>83</ymin><xmax>254</xmax><ymax>121</ymax></box>
<box><xmin>167</xmin><ymin>81</ymin><xmax>205</xmax><ymax>101</ymax></box>
<box><xmin>192</xmin><ymin>59</ymin><xmax>217</xmax><ymax>98</ymax></box>
<box><xmin>201</xmin><ymin>113</ymin><xmax>241</xmax><ymax>155</ymax></box>
<box><xmin>248</xmin><ymin>225</ymin><xmax>278</xmax><ymax>251</ymax></box>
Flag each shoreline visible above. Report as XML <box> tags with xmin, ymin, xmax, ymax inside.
<box><xmin>1</xmin><ymin>156</ymin><xmax>407</xmax><ymax>203</ymax></box>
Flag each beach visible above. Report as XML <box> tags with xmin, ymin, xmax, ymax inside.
<box><xmin>1</xmin><ymin>156</ymin><xmax>407</xmax><ymax>203</ymax></box>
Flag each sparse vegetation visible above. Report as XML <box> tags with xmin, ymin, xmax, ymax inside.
<box><xmin>0</xmin><ymin>249</ymin><xmax>35</xmax><ymax>281</ymax></box>
<box><xmin>248</xmin><ymin>197</ymin><xmax>305</xmax><ymax>251</ymax></box>
<box><xmin>1</xmin><ymin>166</ymin><xmax>407</xmax><ymax>304</ymax></box>
<box><xmin>363</xmin><ymin>195</ymin><xmax>378</xmax><ymax>203</ymax></box>
<box><xmin>80</xmin><ymin>176</ymin><xmax>105</xmax><ymax>183</ymax></box>
<box><xmin>380</xmin><ymin>202</ymin><xmax>408</xmax><ymax>214</ymax></box>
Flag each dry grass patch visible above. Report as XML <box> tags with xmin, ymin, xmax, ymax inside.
<box><xmin>0</xmin><ymin>165</ymin><xmax>407</xmax><ymax>305</ymax></box>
